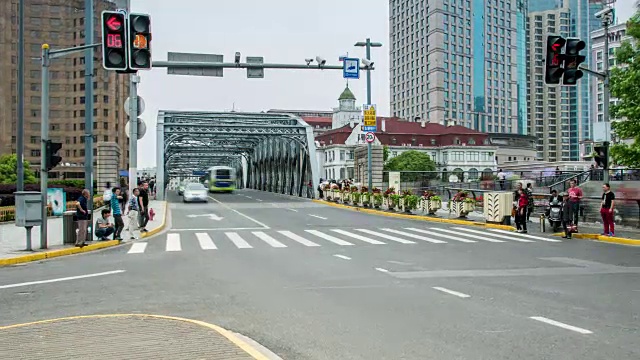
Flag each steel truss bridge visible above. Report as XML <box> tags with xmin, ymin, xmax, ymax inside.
<box><xmin>156</xmin><ymin>111</ymin><xmax>320</xmax><ymax>200</ymax></box>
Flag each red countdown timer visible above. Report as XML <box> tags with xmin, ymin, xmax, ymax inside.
<box><xmin>107</xmin><ymin>34</ymin><xmax>123</xmax><ymax>48</ymax></box>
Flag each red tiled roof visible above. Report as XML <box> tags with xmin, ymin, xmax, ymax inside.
<box><xmin>375</xmin><ymin>118</ymin><xmax>482</xmax><ymax>135</ymax></box>
<box><xmin>302</xmin><ymin>116</ymin><xmax>332</xmax><ymax>125</ymax></box>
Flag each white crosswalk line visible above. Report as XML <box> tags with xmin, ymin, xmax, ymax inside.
<box><xmin>489</xmin><ymin>229</ymin><xmax>563</xmax><ymax>242</ymax></box>
<box><xmin>252</xmin><ymin>231</ymin><xmax>287</xmax><ymax>248</ymax></box>
<box><xmin>331</xmin><ymin>229</ymin><xmax>386</xmax><ymax>244</ymax></box>
<box><xmin>127</xmin><ymin>242</ymin><xmax>147</xmax><ymax>254</ymax></box>
<box><xmin>453</xmin><ymin>227</ymin><xmax>534</xmax><ymax>242</ymax></box>
<box><xmin>166</xmin><ymin>233</ymin><xmax>182</xmax><ymax>251</ymax></box>
<box><xmin>429</xmin><ymin>228</ymin><xmax>505</xmax><ymax>243</ymax></box>
<box><xmin>404</xmin><ymin>228</ymin><xmax>476</xmax><ymax>243</ymax></box>
<box><xmin>355</xmin><ymin>229</ymin><xmax>416</xmax><ymax>244</ymax></box>
<box><xmin>196</xmin><ymin>233</ymin><xmax>217</xmax><ymax>250</ymax></box>
<box><xmin>305</xmin><ymin>230</ymin><xmax>354</xmax><ymax>246</ymax></box>
<box><xmin>225</xmin><ymin>232</ymin><xmax>253</xmax><ymax>248</ymax></box>
<box><xmin>380</xmin><ymin>228</ymin><xmax>447</xmax><ymax>243</ymax></box>
<box><xmin>277</xmin><ymin>231</ymin><xmax>320</xmax><ymax>247</ymax></box>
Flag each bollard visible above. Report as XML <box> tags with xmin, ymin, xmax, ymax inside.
<box><xmin>540</xmin><ymin>214</ymin><xmax>546</xmax><ymax>233</ymax></box>
<box><xmin>62</xmin><ymin>211</ymin><xmax>76</xmax><ymax>244</ymax></box>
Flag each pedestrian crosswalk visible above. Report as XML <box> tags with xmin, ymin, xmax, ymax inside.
<box><xmin>126</xmin><ymin>227</ymin><xmax>562</xmax><ymax>255</ymax></box>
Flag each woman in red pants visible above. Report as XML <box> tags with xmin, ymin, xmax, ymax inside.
<box><xmin>600</xmin><ymin>183</ymin><xmax>615</xmax><ymax>237</ymax></box>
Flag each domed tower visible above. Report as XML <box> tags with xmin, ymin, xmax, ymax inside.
<box><xmin>332</xmin><ymin>85</ymin><xmax>362</xmax><ymax>129</ymax></box>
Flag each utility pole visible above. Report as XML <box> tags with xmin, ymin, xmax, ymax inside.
<box><xmin>129</xmin><ymin>75</ymin><xmax>140</xmax><ymax>196</ymax></box>
<box><xmin>355</xmin><ymin>38</ymin><xmax>382</xmax><ymax>192</ymax></box>
<box><xmin>17</xmin><ymin>0</ymin><xmax>25</xmax><ymax>191</ymax></box>
<box><xmin>84</xmin><ymin>0</ymin><xmax>95</xmax><ymax>218</ymax></box>
<box><xmin>602</xmin><ymin>11</ymin><xmax>612</xmax><ymax>184</ymax></box>
<box><xmin>39</xmin><ymin>44</ymin><xmax>50</xmax><ymax>249</ymax></box>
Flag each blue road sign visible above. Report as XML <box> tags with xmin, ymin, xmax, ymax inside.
<box><xmin>363</xmin><ymin>126</ymin><xmax>376</xmax><ymax>132</ymax></box>
<box><xmin>193</xmin><ymin>170</ymin><xmax>207</xmax><ymax>176</ymax></box>
<box><xmin>343</xmin><ymin>57</ymin><xmax>360</xmax><ymax>79</ymax></box>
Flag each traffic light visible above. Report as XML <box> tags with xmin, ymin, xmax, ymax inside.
<box><xmin>127</xmin><ymin>13</ymin><xmax>152</xmax><ymax>70</ymax></box>
<box><xmin>563</xmin><ymin>38</ymin><xmax>586</xmax><ymax>85</ymax></box>
<box><xmin>593</xmin><ymin>142</ymin><xmax>609</xmax><ymax>170</ymax></box>
<box><xmin>101</xmin><ymin>11</ymin><xmax>128</xmax><ymax>70</ymax></box>
<box><xmin>45</xmin><ymin>140</ymin><xmax>63</xmax><ymax>171</ymax></box>
<box><xmin>545</xmin><ymin>35</ymin><xmax>566</xmax><ymax>84</ymax></box>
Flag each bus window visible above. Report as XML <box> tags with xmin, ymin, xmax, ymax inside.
<box><xmin>215</xmin><ymin>169</ymin><xmax>231</xmax><ymax>179</ymax></box>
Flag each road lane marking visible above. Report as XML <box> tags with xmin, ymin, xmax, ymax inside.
<box><xmin>196</xmin><ymin>233</ymin><xmax>217</xmax><ymax>250</ymax></box>
<box><xmin>209</xmin><ymin>196</ymin><xmax>270</xmax><ymax>229</ymax></box>
<box><xmin>225</xmin><ymin>232</ymin><xmax>253</xmax><ymax>248</ymax></box>
<box><xmin>171</xmin><ymin>227</ymin><xmax>266</xmax><ymax>231</ymax></box>
<box><xmin>405</xmin><ymin>228</ymin><xmax>476</xmax><ymax>243</ymax></box>
<box><xmin>308</xmin><ymin>214</ymin><xmax>327</xmax><ymax>220</ymax></box>
<box><xmin>489</xmin><ymin>229</ymin><xmax>563</xmax><ymax>242</ymax></box>
<box><xmin>245</xmin><ymin>196</ymin><xmax>253</xmax><ymax>199</ymax></box>
<box><xmin>127</xmin><ymin>242</ymin><xmax>147</xmax><ymax>254</ymax></box>
<box><xmin>331</xmin><ymin>229</ymin><xmax>386</xmax><ymax>244</ymax></box>
<box><xmin>375</xmin><ymin>268</ymin><xmax>389</xmax><ymax>273</ymax></box>
<box><xmin>380</xmin><ymin>228</ymin><xmax>447</xmax><ymax>243</ymax></box>
<box><xmin>166</xmin><ymin>233</ymin><xmax>182</xmax><ymax>251</ymax></box>
<box><xmin>0</xmin><ymin>270</ymin><xmax>126</xmax><ymax>290</ymax></box>
<box><xmin>277</xmin><ymin>231</ymin><xmax>320</xmax><ymax>246</ymax></box>
<box><xmin>287</xmin><ymin>208</ymin><xmax>298</xmax><ymax>212</ymax></box>
<box><xmin>355</xmin><ymin>229</ymin><xmax>416</xmax><ymax>244</ymax></box>
<box><xmin>432</xmin><ymin>287</ymin><xmax>471</xmax><ymax>298</ymax></box>
<box><xmin>255</xmin><ymin>199</ymin><xmax>263</xmax><ymax>202</ymax></box>
<box><xmin>529</xmin><ymin>316</ymin><xmax>593</xmax><ymax>334</ymax></box>
<box><xmin>453</xmin><ymin>227</ymin><xmax>534</xmax><ymax>242</ymax></box>
<box><xmin>305</xmin><ymin>230</ymin><xmax>354</xmax><ymax>245</ymax></box>
<box><xmin>333</xmin><ymin>254</ymin><xmax>351</xmax><ymax>260</ymax></box>
<box><xmin>430</xmin><ymin>228</ymin><xmax>504</xmax><ymax>242</ymax></box>
<box><xmin>252</xmin><ymin>231</ymin><xmax>287</xmax><ymax>248</ymax></box>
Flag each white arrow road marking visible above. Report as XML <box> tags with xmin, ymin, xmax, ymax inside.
<box><xmin>0</xmin><ymin>270</ymin><xmax>126</xmax><ymax>290</ymax></box>
<box><xmin>186</xmin><ymin>214</ymin><xmax>224</xmax><ymax>221</ymax></box>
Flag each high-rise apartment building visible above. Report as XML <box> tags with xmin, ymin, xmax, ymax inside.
<box><xmin>590</xmin><ymin>22</ymin><xmax>632</xmax><ymax>142</ymax></box>
<box><xmin>0</xmin><ymin>0</ymin><xmax>130</xmax><ymax>180</ymax></box>
<box><xmin>388</xmin><ymin>0</ymin><xmax>528</xmax><ymax>135</ymax></box>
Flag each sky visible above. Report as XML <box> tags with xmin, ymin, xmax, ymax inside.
<box><xmin>129</xmin><ymin>0</ymin><xmax>636</xmax><ymax>168</ymax></box>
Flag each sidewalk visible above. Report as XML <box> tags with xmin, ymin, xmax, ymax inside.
<box><xmin>0</xmin><ymin>314</ymin><xmax>270</xmax><ymax>360</ymax></box>
<box><xmin>0</xmin><ymin>200</ymin><xmax>166</xmax><ymax>264</ymax></box>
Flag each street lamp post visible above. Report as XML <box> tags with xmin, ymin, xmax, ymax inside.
<box><xmin>602</xmin><ymin>12</ymin><xmax>613</xmax><ymax>184</ymax></box>
<box><xmin>355</xmin><ymin>38</ymin><xmax>382</xmax><ymax>192</ymax></box>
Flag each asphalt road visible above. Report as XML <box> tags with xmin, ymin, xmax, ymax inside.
<box><xmin>1</xmin><ymin>189</ymin><xmax>639</xmax><ymax>359</ymax></box>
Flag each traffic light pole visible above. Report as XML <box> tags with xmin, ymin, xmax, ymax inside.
<box><xmin>129</xmin><ymin>75</ymin><xmax>140</xmax><ymax>196</ymax></box>
<box><xmin>39</xmin><ymin>42</ymin><xmax>101</xmax><ymax>249</ymax></box>
<box><xmin>602</xmin><ymin>16</ymin><xmax>612</xmax><ymax>184</ymax></box>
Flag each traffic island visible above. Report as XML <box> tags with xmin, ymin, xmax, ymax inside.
<box><xmin>0</xmin><ymin>314</ymin><xmax>273</xmax><ymax>360</ymax></box>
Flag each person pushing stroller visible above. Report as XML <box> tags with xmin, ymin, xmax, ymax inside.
<box><xmin>560</xmin><ymin>192</ymin><xmax>575</xmax><ymax>239</ymax></box>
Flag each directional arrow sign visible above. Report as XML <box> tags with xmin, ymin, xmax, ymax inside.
<box><xmin>106</xmin><ymin>15</ymin><xmax>123</xmax><ymax>31</ymax></box>
<box><xmin>187</xmin><ymin>214</ymin><xmax>224</xmax><ymax>221</ymax></box>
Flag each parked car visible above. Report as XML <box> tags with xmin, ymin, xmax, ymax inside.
<box><xmin>183</xmin><ymin>183</ymin><xmax>208</xmax><ymax>203</ymax></box>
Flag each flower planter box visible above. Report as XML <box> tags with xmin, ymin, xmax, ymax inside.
<box><xmin>427</xmin><ymin>199</ymin><xmax>442</xmax><ymax>215</ymax></box>
<box><xmin>450</xmin><ymin>201</ymin><xmax>474</xmax><ymax>218</ymax></box>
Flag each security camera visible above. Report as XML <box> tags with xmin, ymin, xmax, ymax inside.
<box><xmin>595</xmin><ymin>7</ymin><xmax>613</xmax><ymax>19</ymax></box>
<box><xmin>362</xmin><ymin>58</ymin><xmax>374</xmax><ymax>68</ymax></box>
<box><xmin>305</xmin><ymin>58</ymin><xmax>314</xmax><ymax>66</ymax></box>
<box><xmin>235</xmin><ymin>52</ymin><xmax>241</xmax><ymax>64</ymax></box>
<box><xmin>315</xmin><ymin>56</ymin><xmax>326</xmax><ymax>67</ymax></box>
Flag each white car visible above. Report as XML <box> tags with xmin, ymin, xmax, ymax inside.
<box><xmin>183</xmin><ymin>183</ymin><xmax>208</xmax><ymax>203</ymax></box>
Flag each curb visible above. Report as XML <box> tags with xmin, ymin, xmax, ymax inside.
<box><xmin>553</xmin><ymin>232</ymin><xmax>640</xmax><ymax>246</ymax></box>
<box><xmin>312</xmin><ymin>200</ymin><xmax>515</xmax><ymax>231</ymax></box>
<box><xmin>0</xmin><ymin>313</ymin><xmax>273</xmax><ymax>360</ymax></box>
<box><xmin>140</xmin><ymin>201</ymin><xmax>168</xmax><ymax>238</ymax></box>
<box><xmin>0</xmin><ymin>240</ymin><xmax>121</xmax><ymax>267</ymax></box>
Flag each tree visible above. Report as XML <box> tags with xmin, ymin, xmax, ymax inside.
<box><xmin>0</xmin><ymin>154</ymin><xmax>37</xmax><ymax>184</ymax></box>
<box><xmin>383</xmin><ymin>150</ymin><xmax>437</xmax><ymax>181</ymax></box>
<box><xmin>609</xmin><ymin>12</ymin><xmax>640</xmax><ymax>167</ymax></box>
<box><xmin>382</xmin><ymin>145</ymin><xmax>390</xmax><ymax>162</ymax></box>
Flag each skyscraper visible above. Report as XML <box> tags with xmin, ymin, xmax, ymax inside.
<box><xmin>389</xmin><ymin>0</ymin><xmax>528</xmax><ymax>135</ymax></box>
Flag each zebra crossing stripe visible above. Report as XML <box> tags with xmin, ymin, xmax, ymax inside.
<box><xmin>225</xmin><ymin>232</ymin><xmax>253</xmax><ymax>248</ymax></box>
<box><xmin>356</xmin><ymin>228</ymin><xmax>416</xmax><ymax>244</ymax></box>
<box><xmin>305</xmin><ymin>230</ymin><xmax>354</xmax><ymax>246</ymax></box>
<box><xmin>430</xmin><ymin>228</ymin><xmax>505</xmax><ymax>243</ymax></box>
<box><xmin>380</xmin><ymin>228</ymin><xmax>447</xmax><ymax>244</ymax></box>
<box><xmin>128</xmin><ymin>242</ymin><xmax>147</xmax><ymax>254</ymax></box>
<box><xmin>277</xmin><ymin>231</ymin><xmax>320</xmax><ymax>247</ymax></box>
<box><xmin>452</xmin><ymin>227</ymin><xmax>534</xmax><ymax>242</ymax></box>
<box><xmin>488</xmin><ymin>229</ymin><xmax>562</xmax><ymax>242</ymax></box>
<box><xmin>331</xmin><ymin>229</ymin><xmax>386</xmax><ymax>245</ymax></box>
<box><xmin>166</xmin><ymin>234</ymin><xmax>182</xmax><ymax>251</ymax></box>
<box><xmin>196</xmin><ymin>233</ymin><xmax>217</xmax><ymax>250</ymax></box>
<box><xmin>404</xmin><ymin>228</ymin><xmax>476</xmax><ymax>243</ymax></box>
<box><xmin>252</xmin><ymin>231</ymin><xmax>287</xmax><ymax>248</ymax></box>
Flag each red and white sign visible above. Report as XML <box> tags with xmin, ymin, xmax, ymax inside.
<box><xmin>365</xmin><ymin>132</ymin><xmax>375</xmax><ymax>143</ymax></box>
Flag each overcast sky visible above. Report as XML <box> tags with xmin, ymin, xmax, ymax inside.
<box><xmin>130</xmin><ymin>0</ymin><xmax>635</xmax><ymax>168</ymax></box>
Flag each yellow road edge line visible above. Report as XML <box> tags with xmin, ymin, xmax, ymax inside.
<box><xmin>0</xmin><ymin>240</ymin><xmax>121</xmax><ymax>267</ymax></box>
<box><xmin>0</xmin><ymin>313</ymin><xmax>270</xmax><ymax>360</ymax></box>
<box><xmin>568</xmin><ymin>233</ymin><xmax>640</xmax><ymax>245</ymax></box>
<box><xmin>312</xmin><ymin>199</ymin><xmax>515</xmax><ymax>231</ymax></box>
<box><xmin>141</xmin><ymin>201</ymin><xmax>168</xmax><ymax>238</ymax></box>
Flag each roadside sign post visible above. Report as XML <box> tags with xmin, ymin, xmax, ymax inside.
<box><xmin>365</xmin><ymin>132</ymin><xmax>375</xmax><ymax>144</ymax></box>
<box><xmin>363</xmin><ymin>105</ymin><xmax>377</xmax><ymax>190</ymax></box>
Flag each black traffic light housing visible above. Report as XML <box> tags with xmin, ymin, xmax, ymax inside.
<box><xmin>545</xmin><ymin>35</ymin><xmax>566</xmax><ymax>84</ymax></box>
<box><xmin>127</xmin><ymin>13</ymin><xmax>152</xmax><ymax>70</ymax></box>
<box><xmin>563</xmin><ymin>38</ymin><xmax>586</xmax><ymax>85</ymax></box>
<box><xmin>45</xmin><ymin>140</ymin><xmax>63</xmax><ymax>171</ymax></box>
<box><xmin>593</xmin><ymin>141</ymin><xmax>610</xmax><ymax>170</ymax></box>
<box><xmin>101</xmin><ymin>11</ymin><xmax>128</xmax><ymax>71</ymax></box>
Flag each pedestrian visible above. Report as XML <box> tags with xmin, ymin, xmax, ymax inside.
<box><xmin>525</xmin><ymin>183</ymin><xmax>534</xmax><ymax>222</ymax></box>
<box><xmin>110</xmin><ymin>187</ymin><xmax>124</xmax><ymax>240</ymax></box>
<box><xmin>560</xmin><ymin>192</ymin><xmax>573</xmax><ymax>239</ymax></box>
<box><xmin>95</xmin><ymin>209</ymin><xmax>115</xmax><ymax>240</ymax></box>
<box><xmin>126</xmin><ymin>188</ymin><xmax>141</xmax><ymax>240</ymax></box>
<box><xmin>515</xmin><ymin>188</ymin><xmax>528</xmax><ymax>233</ymax></box>
<box><xmin>138</xmin><ymin>181</ymin><xmax>150</xmax><ymax>233</ymax></box>
<box><xmin>497</xmin><ymin>169</ymin><xmax>506</xmax><ymax>190</ymax></box>
<box><xmin>567</xmin><ymin>179</ymin><xmax>583</xmax><ymax>226</ymax></box>
<box><xmin>600</xmin><ymin>183</ymin><xmax>615</xmax><ymax>237</ymax></box>
<box><xmin>75</xmin><ymin>189</ymin><xmax>90</xmax><ymax>247</ymax></box>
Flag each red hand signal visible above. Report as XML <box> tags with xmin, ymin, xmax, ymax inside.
<box><xmin>106</xmin><ymin>15</ymin><xmax>122</xmax><ymax>31</ymax></box>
